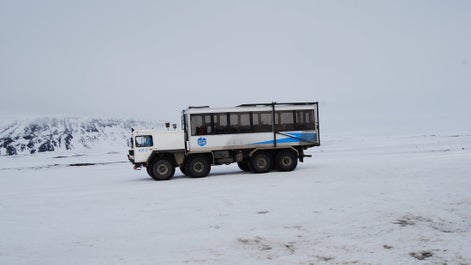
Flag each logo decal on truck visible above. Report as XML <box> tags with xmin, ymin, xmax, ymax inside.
<box><xmin>198</xmin><ymin>137</ymin><xmax>207</xmax><ymax>146</ymax></box>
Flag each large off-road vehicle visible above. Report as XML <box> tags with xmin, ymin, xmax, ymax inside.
<box><xmin>128</xmin><ymin>102</ymin><xmax>320</xmax><ymax>180</ymax></box>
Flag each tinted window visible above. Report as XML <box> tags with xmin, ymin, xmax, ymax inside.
<box><xmin>238</xmin><ymin>113</ymin><xmax>251</xmax><ymax>133</ymax></box>
<box><xmin>276</xmin><ymin>111</ymin><xmax>295</xmax><ymax>131</ymax></box>
<box><xmin>213</xmin><ymin>113</ymin><xmax>228</xmax><ymax>134</ymax></box>
<box><xmin>135</xmin><ymin>135</ymin><xmax>153</xmax><ymax>147</ymax></box>
<box><xmin>228</xmin><ymin>112</ymin><xmax>251</xmax><ymax>134</ymax></box>
<box><xmin>252</xmin><ymin>112</ymin><xmax>272</xmax><ymax>132</ymax></box>
<box><xmin>295</xmin><ymin>110</ymin><xmax>315</xmax><ymax>130</ymax></box>
<box><xmin>191</xmin><ymin>114</ymin><xmax>212</xmax><ymax>135</ymax></box>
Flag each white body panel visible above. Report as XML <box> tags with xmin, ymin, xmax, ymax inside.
<box><xmin>188</xmin><ymin>131</ymin><xmax>317</xmax><ymax>152</ymax></box>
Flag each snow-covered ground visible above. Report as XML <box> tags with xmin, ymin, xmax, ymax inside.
<box><xmin>1</xmin><ymin>134</ymin><xmax>470</xmax><ymax>265</ymax></box>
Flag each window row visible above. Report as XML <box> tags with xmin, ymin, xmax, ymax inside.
<box><xmin>190</xmin><ymin>110</ymin><xmax>315</xmax><ymax>136</ymax></box>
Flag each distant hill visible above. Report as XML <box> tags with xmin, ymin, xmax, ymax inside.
<box><xmin>0</xmin><ymin>117</ymin><xmax>164</xmax><ymax>156</ymax></box>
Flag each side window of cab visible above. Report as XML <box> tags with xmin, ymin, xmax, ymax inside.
<box><xmin>135</xmin><ymin>135</ymin><xmax>153</xmax><ymax>147</ymax></box>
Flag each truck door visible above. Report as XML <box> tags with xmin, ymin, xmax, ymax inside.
<box><xmin>134</xmin><ymin>135</ymin><xmax>153</xmax><ymax>163</ymax></box>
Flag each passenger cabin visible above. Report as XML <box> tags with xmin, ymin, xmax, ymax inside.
<box><xmin>181</xmin><ymin>102</ymin><xmax>320</xmax><ymax>153</ymax></box>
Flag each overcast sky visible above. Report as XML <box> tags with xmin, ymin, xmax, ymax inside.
<box><xmin>1</xmin><ymin>0</ymin><xmax>470</xmax><ymax>135</ymax></box>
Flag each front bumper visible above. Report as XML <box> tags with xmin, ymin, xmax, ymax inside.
<box><xmin>127</xmin><ymin>149</ymin><xmax>135</xmax><ymax>163</ymax></box>
<box><xmin>127</xmin><ymin>154</ymin><xmax>135</xmax><ymax>163</ymax></box>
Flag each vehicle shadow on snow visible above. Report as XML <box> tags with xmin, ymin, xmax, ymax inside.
<box><xmin>131</xmin><ymin>163</ymin><xmax>314</xmax><ymax>182</ymax></box>
<box><xmin>130</xmin><ymin>169</ymin><xmax>268</xmax><ymax>182</ymax></box>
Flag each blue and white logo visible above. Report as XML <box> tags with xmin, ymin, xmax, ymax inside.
<box><xmin>197</xmin><ymin>137</ymin><xmax>207</xmax><ymax>146</ymax></box>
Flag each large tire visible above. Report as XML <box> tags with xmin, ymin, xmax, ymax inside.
<box><xmin>148</xmin><ymin>159</ymin><xmax>175</xmax><ymax>181</ymax></box>
<box><xmin>250</xmin><ymin>151</ymin><xmax>272</xmax><ymax>173</ymax></box>
<box><xmin>237</xmin><ymin>161</ymin><xmax>250</xmax><ymax>172</ymax></box>
<box><xmin>275</xmin><ymin>149</ymin><xmax>298</xmax><ymax>171</ymax></box>
<box><xmin>146</xmin><ymin>165</ymin><xmax>153</xmax><ymax>177</ymax></box>
<box><xmin>180</xmin><ymin>166</ymin><xmax>188</xmax><ymax>176</ymax></box>
<box><xmin>185</xmin><ymin>155</ymin><xmax>211</xmax><ymax>178</ymax></box>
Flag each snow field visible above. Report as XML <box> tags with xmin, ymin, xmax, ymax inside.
<box><xmin>1</xmin><ymin>134</ymin><xmax>470</xmax><ymax>264</ymax></box>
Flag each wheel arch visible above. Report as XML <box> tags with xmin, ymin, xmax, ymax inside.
<box><xmin>275</xmin><ymin>146</ymin><xmax>300</xmax><ymax>158</ymax></box>
<box><xmin>147</xmin><ymin>151</ymin><xmax>178</xmax><ymax>166</ymax></box>
<box><xmin>185</xmin><ymin>152</ymin><xmax>214</xmax><ymax>165</ymax></box>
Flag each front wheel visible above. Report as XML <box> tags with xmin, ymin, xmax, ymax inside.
<box><xmin>185</xmin><ymin>156</ymin><xmax>211</xmax><ymax>178</ymax></box>
<box><xmin>148</xmin><ymin>159</ymin><xmax>175</xmax><ymax>181</ymax></box>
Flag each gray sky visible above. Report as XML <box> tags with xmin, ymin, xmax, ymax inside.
<box><xmin>1</xmin><ymin>0</ymin><xmax>470</xmax><ymax>135</ymax></box>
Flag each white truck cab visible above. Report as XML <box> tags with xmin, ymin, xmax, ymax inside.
<box><xmin>129</xmin><ymin>129</ymin><xmax>185</xmax><ymax>166</ymax></box>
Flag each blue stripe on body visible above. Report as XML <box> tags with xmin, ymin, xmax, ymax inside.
<box><xmin>252</xmin><ymin>132</ymin><xmax>316</xmax><ymax>145</ymax></box>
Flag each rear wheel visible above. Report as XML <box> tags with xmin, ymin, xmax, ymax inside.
<box><xmin>275</xmin><ymin>149</ymin><xmax>298</xmax><ymax>171</ymax></box>
<box><xmin>250</xmin><ymin>151</ymin><xmax>272</xmax><ymax>173</ymax></box>
<box><xmin>180</xmin><ymin>166</ymin><xmax>188</xmax><ymax>176</ymax></box>
<box><xmin>148</xmin><ymin>159</ymin><xmax>175</xmax><ymax>181</ymax></box>
<box><xmin>237</xmin><ymin>161</ymin><xmax>250</xmax><ymax>172</ymax></box>
<box><xmin>185</xmin><ymin>156</ymin><xmax>211</xmax><ymax>178</ymax></box>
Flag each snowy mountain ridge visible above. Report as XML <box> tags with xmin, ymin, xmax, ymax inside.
<box><xmin>0</xmin><ymin>117</ymin><xmax>164</xmax><ymax>156</ymax></box>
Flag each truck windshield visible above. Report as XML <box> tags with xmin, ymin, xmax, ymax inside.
<box><xmin>135</xmin><ymin>135</ymin><xmax>153</xmax><ymax>147</ymax></box>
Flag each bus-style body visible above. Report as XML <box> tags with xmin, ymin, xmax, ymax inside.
<box><xmin>128</xmin><ymin>102</ymin><xmax>320</xmax><ymax>180</ymax></box>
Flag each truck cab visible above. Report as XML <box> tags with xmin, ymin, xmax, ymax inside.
<box><xmin>128</xmin><ymin>129</ymin><xmax>185</xmax><ymax>167</ymax></box>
